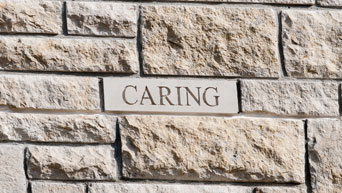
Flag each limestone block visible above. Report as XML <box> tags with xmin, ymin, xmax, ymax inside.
<box><xmin>0</xmin><ymin>75</ymin><xmax>100</xmax><ymax>111</ymax></box>
<box><xmin>88</xmin><ymin>183</ymin><xmax>252</xmax><ymax>193</ymax></box>
<box><xmin>0</xmin><ymin>37</ymin><xmax>138</xmax><ymax>73</ymax></box>
<box><xmin>0</xmin><ymin>145</ymin><xmax>26</xmax><ymax>193</ymax></box>
<box><xmin>67</xmin><ymin>2</ymin><xmax>137</xmax><ymax>37</ymax></box>
<box><xmin>0</xmin><ymin>112</ymin><xmax>115</xmax><ymax>143</ymax></box>
<box><xmin>282</xmin><ymin>10</ymin><xmax>342</xmax><ymax>78</ymax></box>
<box><xmin>308</xmin><ymin>119</ymin><xmax>342</xmax><ymax>193</ymax></box>
<box><xmin>31</xmin><ymin>182</ymin><xmax>86</xmax><ymax>193</ymax></box>
<box><xmin>0</xmin><ymin>0</ymin><xmax>61</xmax><ymax>34</ymax></box>
<box><xmin>141</xmin><ymin>6</ymin><xmax>279</xmax><ymax>77</ymax></box>
<box><xmin>241</xmin><ymin>80</ymin><xmax>338</xmax><ymax>116</ymax></box>
<box><xmin>26</xmin><ymin>146</ymin><xmax>117</xmax><ymax>180</ymax></box>
<box><xmin>317</xmin><ymin>0</ymin><xmax>342</xmax><ymax>6</ymax></box>
<box><xmin>120</xmin><ymin>115</ymin><xmax>305</xmax><ymax>183</ymax></box>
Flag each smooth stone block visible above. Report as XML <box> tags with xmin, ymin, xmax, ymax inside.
<box><xmin>104</xmin><ymin>78</ymin><xmax>238</xmax><ymax>115</ymax></box>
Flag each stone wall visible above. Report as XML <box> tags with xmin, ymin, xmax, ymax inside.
<box><xmin>0</xmin><ymin>0</ymin><xmax>341</xmax><ymax>193</ymax></box>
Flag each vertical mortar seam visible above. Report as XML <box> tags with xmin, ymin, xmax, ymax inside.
<box><xmin>304</xmin><ymin>119</ymin><xmax>313</xmax><ymax>193</ymax></box>
<box><xmin>62</xmin><ymin>2</ymin><xmax>68</xmax><ymax>35</ymax></box>
<box><xmin>277</xmin><ymin>10</ymin><xmax>288</xmax><ymax>77</ymax></box>
<box><xmin>137</xmin><ymin>5</ymin><xmax>144</xmax><ymax>77</ymax></box>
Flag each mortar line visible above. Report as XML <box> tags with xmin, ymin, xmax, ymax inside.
<box><xmin>304</xmin><ymin>120</ymin><xmax>313</xmax><ymax>193</ymax></box>
<box><xmin>62</xmin><ymin>2</ymin><xmax>68</xmax><ymax>35</ymax></box>
<box><xmin>137</xmin><ymin>5</ymin><xmax>144</xmax><ymax>77</ymax></box>
<box><xmin>277</xmin><ymin>10</ymin><xmax>288</xmax><ymax>77</ymax></box>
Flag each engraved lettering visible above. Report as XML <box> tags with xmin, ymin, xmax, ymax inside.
<box><xmin>158</xmin><ymin>86</ymin><xmax>174</xmax><ymax>106</ymax></box>
<box><xmin>140</xmin><ymin>86</ymin><xmax>156</xmax><ymax>105</ymax></box>
<box><xmin>122</xmin><ymin>85</ymin><xmax>138</xmax><ymax>105</ymax></box>
<box><xmin>203</xmin><ymin>87</ymin><xmax>219</xmax><ymax>107</ymax></box>
<box><xmin>185</xmin><ymin>87</ymin><xmax>201</xmax><ymax>106</ymax></box>
<box><xmin>176</xmin><ymin>86</ymin><xmax>182</xmax><ymax>106</ymax></box>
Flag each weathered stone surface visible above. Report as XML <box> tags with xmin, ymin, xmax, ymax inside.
<box><xmin>227</xmin><ymin>0</ymin><xmax>313</xmax><ymax>3</ymax></box>
<box><xmin>241</xmin><ymin>80</ymin><xmax>338</xmax><ymax>116</ymax></box>
<box><xmin>31</xmin><ymin>182</ymin><xmax>85</xmax><ymax>193</ymax></box>
<box><xmin>0</xmin><ymin>1</ymin><xmax>61</xmax><ymax>34</ymax></box>
<box><xmin>0</xmin><ymin>75</ymin><xmax>100</xmax><ymax>111</ymax></box>
<box><xmin>0</xmin><ymin>112</ymin><xmax>115</xmax><ymax>143</ymax></box>
<box><xmin>254</xmin><ymin>186</ymin><xmax>306</xmax><ymax>193</ymax></box>
<box><xmin>308</xmin><ymin>119</ymin><xmax>342</xmax><ymax>193</ymax></box>
<box><xmin>317</xmin><ymin>0</ymin><xmax>342</xmax><ymax>6</ymax></box>
<box><xmin>89</xmin><ymin>183</ymin><xmax>252</xmax><ymax>193</ymax></box>
<box><xmin>26</xmin><ymin>146</ymin><xmax>117</xmax><ymax>180</ymax></box>
<box><xmin>0</xmin><ymin>145</ymin><xmax>26</xmax><ymax>193</ymax></box>
<box><xmin>141</xmin><ymin>6</ymin><xmax>279</xmax><ymax>78</ymax></box>
<box><xmin>120</xmin><ymin>115</ymin><xmax>305</xmax><ymax>183</ymax></box>
<box><xmin>282</xmin><ymin>10</ymin><xmax>342</xmax><ymax>78</ymax></box>
<box><xmin>67</xmin><ymin>2</ymin><xmax>137</xmax><ymax>37</ymax></box>
<box><xmin>0</xmin><ymin>37</ymin><xmax>138</xmax><ymax>73</ymax></box>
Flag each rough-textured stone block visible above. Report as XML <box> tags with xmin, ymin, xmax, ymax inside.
<box><xmin>31</xmin><ymin>182</ymin><xmax>86</xmax><ymax>193</ymax></box>
<box><xmin>0</xmin><ymin>145</ymin><xmax>26</xmax><ymax>193</ymax></box>
<box><xmin>26</xmin><ymin>146</ymin><xmax>117</xmax><ymax>181</ymax></box>
<box><xmin>89</xmin><ymin>183</ymin><xmax>252</xmax><ymax>193</ymax></box>
<box><xmin>67</xmin><ymin>2</ymin><xmax>137</xmax><ymax>37</ymax></box>
<box><xmin>227</xmin><ymin>0</ymin><xmax>314</xmax><ymax>3</ymax></box>
<box><xmin>141</xmin><ymin>6</ymin><xmax>279</xmax><ymax>78</ymax></box>
<box><xmin>0</xmin><ymin>112</ymin><xmax>115</xmax><ymax>143</ymax></box>
<box><xmin>317</xmin><ymin>0</ymin><xmax>342</xmax><ymax>6</ymax></box>
<box><xmin>0</xmin><ymin>37</ymin><xmax>138</xmax><ymax>73</ymax></box>
<box><xmin>241</xmin><ymin>80</ymin><xmax>338</xmax><ymax>116</ymax></box>
<box><xmin>0</xmin><ymin>75</ymin><xmax>100</xmax><ymax>111</ymax></box>
<box><xmin>308</xmin><ymin>119</ymin><xmax>342</xmax><ymax>193</ymax></box>
<box><xmin>120</xmin><ymin>115</ymin><xmax>305</xmax><ymax>183</ymax></box>
<box><xmin>0</xmin><ymin>1</ymin><xmax>61</xmax><ymax>34</ymax></box>
<box><xmin>282</xmin><ymin>10</ymin><xmax>342</xmax><ymax>78</ymax></box>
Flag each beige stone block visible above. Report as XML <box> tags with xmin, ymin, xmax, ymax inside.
<box><xmin>0</xmin><ymin>37</ymin><xmax>138</xmax><ymax>73</ymax></box>
<box><xmin>26</xmin><ymin>146</ymin><xmax>117</xmax><ymax>181</ymax></box>
<box><xmin>0</xmin><ymin>145</ymin><xmax>26</xmax><ymax>193</ymax></box>
<box><xmin>141</xmin><ymin>6</ymin><xmax>279</xmax><ymax>78</ymax></box>
<box><xmin>241</xmin><ymin>80</ymin><xmax>339</xmax><ymax>116</ymax></box>
<box><xmin>89</xmin><ymin>183</ymin><xmax>252</xmax><ymax>193</ymax></box>
<box><xmin>254</xmin><ymin>186</ymin><xmax>306</xmax><ymax>193</ymax></box>
<box><xmin>317</xmin><ymin>0</ymin><xmax>342</xmax><ymax>6</ymax></box>
<box><xmin>308</xmin><ymin>119</ymin><xmax>342</xmax><ymax>193</ymax></box>
<box><xmin>0</xmin><ymin>75</ymin><xmax>100</xmax><ymax>111</ymax></box>
<box><xmin>0</xmin><ymin>0</ymin><xmax>61</xmax><ymax>34</ymax></box>
<box><xmin>282</xmin><ymin>10</ymin><xmax>342</xmax><ymax>78</ymax></box>
<box><xmin>120</xmin><ymin>115</ymin><xmax>305</xmax><ymax>183</ymax></box>
<box><xmin>67</xmin><ymin>2</ymin><xmax>137</xmax><ymax>37</ymax></box>
<box><xmin>0</xmin><ymin>112</ymin><xmax>115</xmax><ymax>143</ymax></box>
<box><xmin>31</xmin><ymin>182</ymin><xmax>86</xmax><ymax>193</ymax></box>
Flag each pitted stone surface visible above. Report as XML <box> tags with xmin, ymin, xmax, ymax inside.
<box><xmin>317</xmin><ymin>0</ymin><xmax>342</xmax><ymax>6</ymax></box>
<box><xmin>89</xmin><ymin>183</ymin><xmax>252</xmax><ymax>193</ymax></box>
<box><xmin>0</xmin><ymin>145</ymin><xmax>26</xmax><ymax>193</ymax></box>
<box><xmin>120</xmin><ymin>115</ymin><xmax>305</xmax><ymax>183</ymax></box>
<box><xmin>308</xmin><ymin>119</ymin><xmax>342</xmax><ymax>193</ymax></box>
<box><xmin>0</xmin><ymin>75</ymin><xmax>100</xmax><ymax>111</ymax></box>
<box><xmin>31</xmin><ymin>182</ymin><xmax>86</xmax><ymax>193</ymax></box>
<box><xmin>27</xmin><ymin>146</ymin><xmax>117</xmax><ymax>180</ymax></box>
<box><xmin>67</xmin><ymin>2</ymin><xmax>137</xmax><ymax>37</ymax></box>
<box><xmin>0</xmin><ymin>112</ymin><xmax>115</xmax><ymax>143</ymax></box>
<box><xmin>0</xmin><ymin>1</ymin><xmax>61</xmax><ymax>34</ymax></box>
<box><xmin>241</xmin><ymin>80</ymin><xmax>338</xmax><ymax>116</ymax></box>
<box><xmin>141</xmin><ymin>6</ymin><xmax>279</xmax><ymax>78</ymax></box>
<box><xmin>0</xmin><ymin>37</ymin><xmax>138</xmax><ymax>73</ymax></box>
<box><xmin>282</xmin><ymin>10</ymin><xmax>342</xmax><ymax>78</ymax></box>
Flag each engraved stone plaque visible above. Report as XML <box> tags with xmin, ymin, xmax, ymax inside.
<box><xmin>103</xmin><ymin>78</ymin><xmax>238</xmax><ymax>115</ymax></box>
